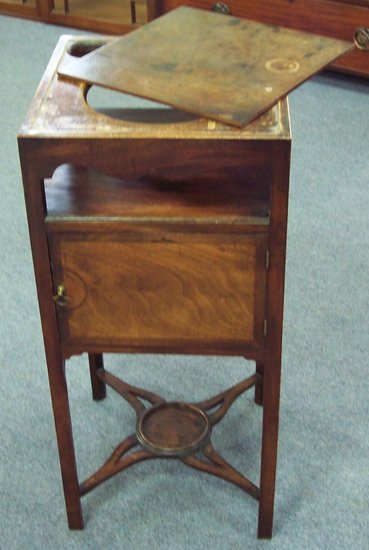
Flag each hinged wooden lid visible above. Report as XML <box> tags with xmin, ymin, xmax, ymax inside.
<box><xmin>58</xmin><ymin>6</ymin><xmax>353</xmax><ymax>127</ymax></box>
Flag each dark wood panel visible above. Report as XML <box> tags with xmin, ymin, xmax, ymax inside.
<box><xmin>49</xmin><ymin>232</ymin><xmax>267</xmax><ymax>349</ymax></box>
<box><xmin>44</xmin><ymin>164</ymin><xmax>270</xmax><ymax>224</ymax></box>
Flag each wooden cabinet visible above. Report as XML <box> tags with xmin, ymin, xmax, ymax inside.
<box><xmin>156</xmin><ymin>0</ymin><xmax>369</xmax><ymax>76</ymax></box>
<box><xmin>42</xmin><ymin>131</ymin><xmax>274</xmax><ymax>357</ymax></box>
<box><xmin>0</xmin><ymin>0</ymin><xmax>154</xmax><ymax>33</ymax></box>
<box><xmin>18</xmin><ymin>36</ymin><xmax>290</xmax><ymax>537</ymax></box>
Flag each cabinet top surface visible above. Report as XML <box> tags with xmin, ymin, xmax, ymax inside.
<box><xmin>19</xmin><ymin>33</ymin><xmax>292</xmax><ymax>141</ymax></box>
<box><xmin>57</xmin><ymin>7</ymin><xmax>351</xmax><ymax>129</ymax></box>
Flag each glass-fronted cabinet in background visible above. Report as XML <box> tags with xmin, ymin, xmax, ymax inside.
<box><xmin>52</xmin><ymin>0</ymin><xmax>149</xmax><ymax>27</ymax></box>
<box><xmin>0</xmin><ymin>0</ymin><xmax>154</xmax><ymax>33</ymax></box>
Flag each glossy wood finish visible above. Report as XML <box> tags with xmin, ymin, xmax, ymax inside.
<box><xmin>0</xmin><ymin>0</ymin><xmax>154</xmax><ymax>33</ymax></box>
<box><xmin>59</xmin><ymin>7</ymin><xmax>351</xmax><ymax>127</ymax></box>
<box><xmin>46</xmin><ymin>239</ymin><xmax>270</xmax><ymax>360</ymax></box>
<box><xmin>18</xmin><ymin>36</ymin><xmax>291</xmax><ymax>538</ymax></box>
<box><xmin>48</xmin><ymin>232</ymin><xmax>268</xmax><ymax>354</ymax></box>
<box><xmin>44</xmin><ymin>164</ymin><xmax>270</xmax><ymax>222</ymax></box>
<box><xmin>157</xmin><ymin>0</ymin><xmax>369</xmax><ymax>77</ymax></box>
<box><xmin>257</xmin><ymin>140</ymin><xmax>290</xmax><ymax>538</ymax></box>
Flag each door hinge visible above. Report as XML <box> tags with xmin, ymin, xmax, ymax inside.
<box><xmin>265</xmin><ymin>250</ymin><xmax>270</xmax><ymax>269</ymax></box>
<box><xmin>263</xmin><ymin>319</ymin><xmax>268</xmax><ymax>337</ymax></box>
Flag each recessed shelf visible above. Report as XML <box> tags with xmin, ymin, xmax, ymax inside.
<box><xmin>44</xmin><ymin>164</ymin><xmax>270</xmax><ymax>227</ymax></box>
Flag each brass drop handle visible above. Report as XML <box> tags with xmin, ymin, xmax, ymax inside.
<box><xmin>53</xmin><ymin>283</ymin><xmax>69</xmax><ymax>307</ymax></box>
<box><xmin>354</xmin><ymin>27</ymin><xmax>369</xmax><ymax>50</ymax></box>
<box><xmin>212</xmin><ymin>2</ymin><xmax>231</xmax><ymax>15</ymax></box>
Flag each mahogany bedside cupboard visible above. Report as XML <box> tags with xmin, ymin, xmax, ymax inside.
<box><xmin>18</xmin><ymin>35</ymin><xmax>291</xmax><ymax>539</ymax></box>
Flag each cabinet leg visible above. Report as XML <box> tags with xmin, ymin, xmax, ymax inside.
<box><xmin>254</xmin><ymin>363</ymin><xmax>264</xmax><ymax>406</ymax></box>
<box><xmin>88</xmin><ymin>354</ymin><xmax>106</xmax><ymax>401</ymax></box>
<box><xmin>257</xmin><ymin>362</ymin><xmax>281</xmax><ymax>539</ymax></box>
<box><xmin>48</xmin><ymin>358</ymin><xmax>83</xmax><ymax>529</ymax></box>
<box><xmin>258</xmin><ymin>361</ymin><xmax>280</xmax><ymax>539</ymax></box>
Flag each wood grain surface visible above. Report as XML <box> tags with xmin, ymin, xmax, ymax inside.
<box><xmin>58</xmin><ymin>6</ymin><xmax>352</xmax><ymax>126</ymax></box>
<box><xmin>45</xmin><ymin>164</ymin><xmax>270</xmax><ymax>224</ymax></box>
<box><xmin>160</xmin><ymin>0</ymin><xmax>369</xmax><ymax>76</ymax></box>
<box><xmin>49</xmin><ymin>233</ymin><xmax>267</xmax><ymax>349</ymax></box>
<box><xmin>18</xmin><ymin>33</ymin><xmax>292</xmax><ymax>536</ymax></box>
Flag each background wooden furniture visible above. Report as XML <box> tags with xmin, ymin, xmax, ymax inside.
<box><xmin>0</xmin><ymin>0</ymin><xmax>156</xmax><ymax>33</ymax></box>
<box><xmin>154</xmin><ymin>0</ymin><xmax>369</xmax><ymax>76</ymax></box>
<box><xmin>2</xmin><ymin>0</ymin><xmax>368</xmax><ymax>75</ymax></box>
<box><xmin>18</xmin><ymin>35</ymin><xmax>291</xmax><ymax>538</ymax></box>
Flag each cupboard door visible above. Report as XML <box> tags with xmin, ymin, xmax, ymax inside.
<box><xmin>49</xmin><ymin>232</ymin><xmax>267</xmax><ymax>353</ymax></box>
